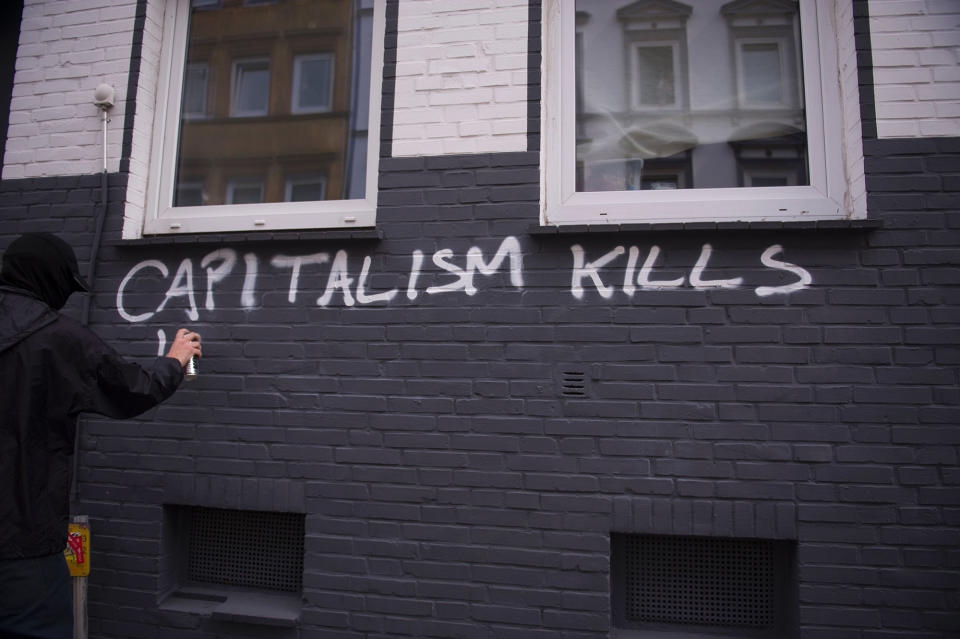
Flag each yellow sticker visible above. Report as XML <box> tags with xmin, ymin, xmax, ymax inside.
<box><xmin>64</xmin><ymin>523</ymin><xmax>90</xmax><ymax>577</ymax></box>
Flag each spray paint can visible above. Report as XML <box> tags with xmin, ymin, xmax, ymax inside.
<box><xmin>185</xmin><ymin>355</ymin><xmax>199</xmax><ymax>381</ymax></box>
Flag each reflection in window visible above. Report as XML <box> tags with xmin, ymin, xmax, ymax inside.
<box><xmin>747</xmin><ymin>174</ymin><xmax>790</xmax><ymax>187</ymax></box>
<box><xmin>575</xmin><ymin>0</ymin><xmax>806</xmax><ymax>193</ymax></box>
<box><xmin>173</xmin><ymin>0</ymin><xmax>373</xmax><ymax>208</ymax></box>
<box><xmin>232</xmin><ymin>59</ymin><xmax>270</xmax><ymax>117</ymax></box>
<box><xmin>633</xmin><ymin>44</ymin><xmax>677</xmax><ymax>108</ymax></box>
<box><xmin>176</xmin><ymin>180</ymin><xmax>205</xmax><ymax>207</ymax></box>
<box><xmin>227</xmin><ymin>177</ymin><xmax>264</xmax><ymax>204</ymax></box>
<box><xmin>740</xmin><ymin>41</ymin><xmax>783</xmax><ymax>105</ymax></box>
<box><xmin>182</xmin><ymin>63</ymin><xmax>209</xmax><ymax>119</ymax></box>
<box><xmin>285</xmin><ymin>174</ymin><xmax>327</xmax><ymax>202</ymax></box>
<box><xmin>292</xmin><ymin>54</ymin><xmax>334</xmax><ymax>114</ymax></box>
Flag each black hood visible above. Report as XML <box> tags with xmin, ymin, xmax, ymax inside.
<box><xmin>0</xmin><ymin>233</ymin><xmax>89</xmax><ymax>310</ymax></box>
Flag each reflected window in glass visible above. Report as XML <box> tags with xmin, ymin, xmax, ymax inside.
<box><xmin>141</xmin><ymin>0</ymin><xmax>385</xmax><ymax>235</ymax></box>
<box><xmin>232</xmin><ymin>59</ymin><xmax>270</xmax><ymax>117</ymax></box>
<box><xmin>292</xmin><ymin>54</ymin><xmax>334</xmax><ymax>114</ymax></box>
<box><xmin>227</xmin><ymin>177</ymin><xmax>264</xmax><ymax>204</ymax></box>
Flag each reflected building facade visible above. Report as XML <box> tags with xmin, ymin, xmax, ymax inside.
<box><xmin>174</xmin><ymin>0</ymin><xmax>372</xmax><ymax>207</ymax></box>
<box><xmin>576</xmin><ymin>0</ymin><xmax>807</xmax><ymax>192</ymax></box>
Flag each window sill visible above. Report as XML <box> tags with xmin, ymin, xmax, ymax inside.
<box><xmin>110</xmin><ymin>228</ymin><xmax>382</xmax><ymax>246</ymax></box>
<box><xmin>528</xmin><ymin>219</ymin><xmax>881</xmax><ymax>236</ymax></box>
<box><xmin>160</xmin><ymin>587</ymin><xmax>300</xmax><ymax>627</ymax></box>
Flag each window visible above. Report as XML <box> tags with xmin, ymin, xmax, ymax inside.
<box><xmin>181</xmin><ymin>62</ymin><xmax>210</xmax><ymax>119</ymax></box>
<box><xmin>231</xmin><ymin>58</ymin><xmax>270</xmax><ymax>117</ymax></box>
<box><xmin>285</xmin><ymin>173</ymin><xmax>327</xmax><ymax>202</ymax></box>
<box><xmin>737</xmin><ymin>40</ymin><xmax>787</xmax><ymax>106</ymax></box>
<box><xmin>175</xmin><ymin>180</ymin><xmax>205</xmax><ymax>206</ymax></box>
<box><xmin>227</xmin><ymin>177</ymin><xmax>264</xmax><ymax>204</ymax></box>
<box><xmin>631</xmin><ymin>43</ymin><xmax>679</xmax><ymax>109</ymax></box>
<box><xmin>140</xmin><ymin>0</ymin><xmax>385</xmax><ymax>235</ymax></box>
<box><xmin>292</xmin><ymin>53</ymin><xmax>334</xmax><ymax>114</ymax></box>
<box><xmin>542</xmin><ymin>0</ymin><xmax>865</xmax><ymax>225</ymax></box>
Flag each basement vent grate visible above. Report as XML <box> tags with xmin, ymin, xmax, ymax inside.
<box><xmin>187</xmin><ymin>506</ymin><xmax>304</xmax><ymax>593</ymax></box>
<box><xmin>559</xmin><ymin>369</ymin><xmax>588</xmax><ymax>397</ymax></box>
<box><xmin>621</xmin><ymin>534</ymin><xmax>779</xmax><ymax>629</ymax></box>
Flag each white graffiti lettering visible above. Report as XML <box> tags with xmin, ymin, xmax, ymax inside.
<box><xmin>114</xmin><ymin>236</ymin><xmax>813</xmax><ymax>326</ymax></box>
<box><xmin>427</xmin><ymin>237</ymin><xmax>523</xmax><ymax>296</ymax></box>
<box><xmin>116</xmin><ymin>259</ymin><xmax>168</xmax><ymax>323</ymax></box>
<box><xmin>155</xmin><ymin>259</ymin><xmax>199</xmax><ymax>321</ymax></box>
<box><xmin>756</xmin><ymin>244</ymin><xmax>812</xmax><ymax>296</ymax></box>
<box><xmin>201</xmin><ymin>249</ymin><xmax>236</xmax><ymax>312</ymax></box>
<box><xmin>570</xmin><ymin>244</ymin><xmax>626</xmax><ymax>300</ymax></box>
<box><xmin>271</xmin><ymin>253</ymin><xmax>330</xmax><ymax>303</ymax></box>
<box><xmin>689</xmin><ymin>244</ymin><xmax>743</xmax><ymax>289</ymax></box>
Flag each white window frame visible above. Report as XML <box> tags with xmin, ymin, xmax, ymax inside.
<box><xmin>541</xmin><ymin>0</ymin><xmax>865</xmax><ymax>226</ymax></box>
<box><xmin>141</xmin><ymin>0</ymin><xmax>385</xmax><ymax>236</ymax></box>
<box><xmin>292</xmin><ymin>53</ymin><xmax>335</xmax><ymax>114</ymax></box>
<box><xmin>629</xmin><ymin>41</ymin><xmax>681</xmax><ymax>111</ymax></box>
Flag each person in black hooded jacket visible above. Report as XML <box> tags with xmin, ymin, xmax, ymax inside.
<box><xmin>0</xmin><ymin>233</ymin><xmax>201</xmax><ymax>639</ymax></box>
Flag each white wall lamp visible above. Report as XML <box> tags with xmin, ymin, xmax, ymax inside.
<box><xmin>93</xmin><ymin>83</ymin><xmax>115</xmax><ymax>172</ymax></box>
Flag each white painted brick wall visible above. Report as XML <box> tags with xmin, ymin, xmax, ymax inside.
<box><xmin>3</xmin><ymin>0</ymin><xmax>138</xmax><ymax>179</ymax></box>
<box><xmin>8</xmin><ymin>0</ymin><xmax>957</xmax><ymax>184</ymax></box>
<box><xmin>122</xmin><ymin>0</ymin><xmax>164</xmax><ymax>238</ymax></box>
<box><xmin>837</xmin><ymin>0</ymin><xmax>867</xmax><ymax>218</ymax></box>
<box><xmin>391</xmin><ymin>0</ymin><xmax>529</xmax><ymax>157</ymax></box>
<box><xmin>870</xmin><ymin>0</ymin><xmax>960</xmax><ymax>138</ymax></box>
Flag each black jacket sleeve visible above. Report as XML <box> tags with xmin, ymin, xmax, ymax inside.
<box><xmin>56</xmin><ymin>318</ymin><xmax>184</xmax><ymax>419</ymax></box>
<box><xmin>84</xmin><ymin>350</ymin><xmax>185</xmax><ymax>419</ymax></box>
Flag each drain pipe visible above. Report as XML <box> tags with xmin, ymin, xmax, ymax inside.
<box><xmin>81</xmin><ymin>83</ymin><xmax>115</xmax><ymax>326</ymax></box>
<box><xmin>69</xmin><ymin>83</ymin><xmax>114</xmax><ymax>639</ymax></box>
<box><xmin>72</xmin><ymin>83</ymin><xmax>114</xmax><ymax>500</ymax></box>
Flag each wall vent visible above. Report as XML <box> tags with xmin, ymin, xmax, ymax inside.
<box><xmin>559</xmin><ymin>368</ymin><xmax>588</xmax><ymax>397</ymax></box>
<box><xmin>185</xmin><ymin>506</ymin><xmax>304</xmax><ymax>593</ymax></box>
<box><xmin>612</xmin><ymin>533</ymin><xmax>796</xmax><ymax>636</ymax></box>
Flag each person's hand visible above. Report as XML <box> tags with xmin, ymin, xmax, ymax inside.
<box><xmin>166</xmin><ymin>328</ymin><xmax>202</xmax><ymax>368</ymax></box>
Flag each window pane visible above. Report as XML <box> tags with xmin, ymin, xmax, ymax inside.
<box><xmin>228</xmin><ymin>178</ymin><xmax>264</xmax><ymax>204</ymax></box>
<box><xmin>636</xmin><ymin>46</ymin><xmax>675</xmax><ymax>106</ymax></box>
<box><xmin>182</xmin><ymin>64</ymin><xmax>208</xmax><ymax>117</ymax></box>
<box><xmin>742</xmin><ymin>43</ymin><xmax>782</xmax><ymax>103</ymax></box>
<box><xmin>575</xmin><ymin>0</ymin><xmax>807</xmax><ymax>193</ymax></box>
<box><xmin>233</xmin><ymin>60</ymin><xmax>270</xmax><ymax>116</ymax></box>
<box><xmin>294</xmin><ymin>55</ymin><xmax>332</xmax><ymax>112</ymax></box>
<box><xmin>286</xmin><ymin>174</ymin><xmax>326</xmax><ymax>202</ymax></box>
<box><xmin>174</xmin><ymin>0</ymin><xmax>372</xmax><ymax>206</ymax></box>
<box><xmin>176</xmin><ymin>181</ymin><xmax>205</xmax><ymax>206</ymax></box>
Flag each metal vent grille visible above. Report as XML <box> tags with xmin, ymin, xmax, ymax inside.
<box><xmin>187</xmin><ymin>507</ymin><xmax>304</xmax><ymax>593</ymax></box>
<box><xmin>623</xmin><ymin>535</ymin><xmax>776</xmax><ymax>628</ymax></box>
<box><xmin>560</xmin><ymin>369</ymin><xmax>588</xmax><ymax>397</ymax></box>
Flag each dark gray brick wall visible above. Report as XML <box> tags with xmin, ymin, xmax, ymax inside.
<box><xmin>1</xmin><ymin>0</ymin><xmax>959</xmax><ymax>637</ymax></box>
<box><xmin>3</xmin><ymin>138</ymin><xmax>957</xmax><ymax>638</ymax></box>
